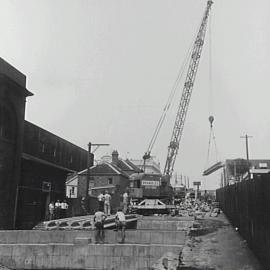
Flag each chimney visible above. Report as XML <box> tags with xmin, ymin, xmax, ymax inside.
<box><xmin>112</xmin><ymin>150</ymin><xmax>119</xmax><ymax>165</ymax></box>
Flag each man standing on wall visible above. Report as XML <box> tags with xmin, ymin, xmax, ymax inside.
<box><xmin>94</xmin><ymin>207</ymin><xmax>106</xmax><ymax>244</ymax></box>
<box><xmin>115</xmin><ymin>208</ymin><xmax>126</xmax><ymax>243</ymax></box>
<box><xmin>104</xmin><ymin>190</ymin><xmax>111</xmax><ymax>216</ymax></box>
<box><xmin>122</xmin><ymin>190</ymin><xmax>129</xmax><ymax>214</ymax></box>
<box><xmin>98</xmin><ymin>192</ymin><xmax>104</xmax><ymax>211</ymax></box>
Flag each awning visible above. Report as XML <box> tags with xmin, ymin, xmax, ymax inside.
<box><xmin>91</xmin><ymin>185</ymin><xmax>115</xmax><ymax>190</ymax></box>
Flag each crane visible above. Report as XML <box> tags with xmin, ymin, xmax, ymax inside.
<box><xmin>163</xmin><ymin>0</ymin><xmax>213</xmax><ymax>181</ymax></box>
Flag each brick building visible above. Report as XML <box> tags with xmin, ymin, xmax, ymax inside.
<box><xmin>0</xmin><ymin>58</ymin><xmax>88</xmax><ymax>229</ymax></box>
<box><xmin>66</xmin><ymin>151</ymin><xmax>141</xmax><ymax>213</ymax></box>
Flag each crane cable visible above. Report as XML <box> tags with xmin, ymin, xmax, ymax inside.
<box><xmin>204</xmin><ymin>11</ymin><xmax>220</xmax><ymax>170</ymax></box>
<box><xmin>146</xmin><ymin>44</ymin><xmax>193</xmax><ymax>155</ymax></box>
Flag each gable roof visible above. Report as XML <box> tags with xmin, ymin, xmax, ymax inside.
<box><xmin>114</xmin><ymin>159</ymin><xmax>141</xmax><ymax>173</ymax></box>
<box><xmin>78</xmin><ymin>162</ymin><xmax>129</xmax><ymax>178</ymax></box>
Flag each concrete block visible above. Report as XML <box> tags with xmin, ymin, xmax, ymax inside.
<box><xmin>137</xmin><ymin>220</ymin><xmax>151</xmax><ymax>230</ymax></box>
<box><xmin>72</xmin><ymin>245</ymin><xmax>90</xmax><ymax>258</ymax></box>
<box><xmin>11</xmin><ymin>244</ymin><xmax>26</xmax><ymax>258</ymax></box>
<box><xmin>0</xmin><ymin>245</ymin><xmax>13</xmax><ymax>256</ymax></box>
<box><xmin>152</xmin><ymin>221</ymin><xmax>162</xmax><ymax>230</ymax></box>
<box><xmin>163</xmin><ymin>231</ymin><xmax>176</xmax><ymax>244</ymax></box>
<box><xmin>74</xmin><ymin>237</ymin><xmax>92</xmax><ymax>245</ymax></box>
<box><xmin>35</xmin><ymin>244</ymin><xmax>53</xmax><ymax>256</ymax></box>
<box><xmin>0</xmin><ymin>231</ymin><xmax>17</xmax><ymax>244</ymax></box>
<box><xmin>94</xmin><ymin>255</ymin><xmax>105</xmax><ymax>269</ymax></box>
<box><xmin>149</xmin><ymin>245</ymin><xmax>165</xmax><ymax>258</ymax></box>
<box><xmin>121</xmin><ymin>256</ymin><xmax>135</xmax><ymax>270</ymax></box>
<box><xmin>121</xmin><ymin>245</ymin><xmax>134</xmax><ymax>257</ymax></box>
<box><xmin>51</xmin><ymin>244</ymin><xmax>73</xmax><ymax>256</ymax></box>
<box><xmin>16</xmin><ymin>231</ymin><xmax>30</xmax><ymax>243</ymax></box>
<box><xmin>111</xmin><ymin>256</ymin><xmax>121</xmax><ymax>269</ymax></box>
<box><xmin>51</xmin><ymin>255</ymin><xmax>70</xmax><ymax>269</ymax></box>
<box><xmin>140</xmin><ymin>231</ymin><xmax>151</xmax><ymax>244</ymax></box>
<box><xmin>35</xmin><ymin>255</ymin><xmax>50</xmax><ymax>269</ymax></box>
<box><xmin>84</xmin><ymin>255</ymin><xmax>95</xmax><ymax>269</ymax></box>
<box><xmin>135</xmin><ymin>257</ymin><xmax>150</xmax><ymax>270</ymax></box>
<box><xmin>174</xmin><ymin>231</ymin><xmax>186</xmax><ymax>245</ymax></box>
<box><xmin>70</xmin><ymin>255</ymin><xmax>86</xmax><ymax>269</ymax></box>
<box><xmin>134</xmin><ymin>245</ymin><xmax>150</xmax><ymax>258</ymax></box>
<box><xmin>0</xmin><ymin>255</ymin><xmax>15</xmax><ymax>269</ymax></box>
<box><xmin>124</xmin><ymin>230</ymin><xmax>137</xmax><ymax>243</ymax></box>
<box><xmin>102</xmin><ymin>244</ymin><xmax>115</xmax><ymax>256</ymax></box>
<box><xmin>92</xmin><ymin>244</ymin><xmax>105</xmax><ymax>256</ymax></box>
<box><xmin>104</xmin><ymin>230</ymin><xmax>116</xmax><ymax>243</ymax></box>
<box><xmin>151</xmin><ymin>231</ymin><xmax>163</xmax><ymax>244</ymax></box>
<box><xmin>113</xmin><ymin>244</ymin><xmax>123</xmax><ymax>257</ymax></box>
<box><xmin>15</xmin><ymin>255</ymin><xmax>35</xmax><ymax>270</ymax></box>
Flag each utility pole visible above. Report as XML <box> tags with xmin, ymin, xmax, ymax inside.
<box><xmin>240</xmin><ymin>135</ymin><xmax>252</xmax><ymax>178</ymax></box>
<box><xmin>86</xmin><ymin>143</ymin><xmax>109</xmax><ymax>199</ymax></box>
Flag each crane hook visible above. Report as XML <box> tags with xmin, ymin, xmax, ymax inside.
<box><xmin>208</xmin><ymin>115</ymin><xmax>214</xmax><ymax>128</ymax></box>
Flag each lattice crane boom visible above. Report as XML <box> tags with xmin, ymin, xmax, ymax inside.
<box><xmin>164</xmin><ymin>0</ymin><xmax>213</xmax><ymax>178</ymax></box>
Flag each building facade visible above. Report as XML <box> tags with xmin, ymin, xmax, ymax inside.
<box><xmin>66</xmin><ymin>151</ymin><xmax>141</xmax><ymax>213</ymax></box>
<box><xmin>0</xmin><ymin>58</ymin><xmax>88</xmax><ymax>229</ymax></box>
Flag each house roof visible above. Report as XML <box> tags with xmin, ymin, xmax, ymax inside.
<box><xmin>78</xmin><ymin>162</ymin><xmax>129</xmax><ymax>178</ymax></box>
<box><xmin>124</xmin><ymin>159</ymin><xmax>142</xmax><ymax>173</ymax></box>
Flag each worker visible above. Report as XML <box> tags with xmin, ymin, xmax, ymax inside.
<box><xmin>48</xmin><ymin>201</ymin><xmax>54</xmax><ymax>220</ymax></box>
<box><xmin>81</xmin><ymin>197</ymin><xmax>87</xmax><ymax>215</ymax></box>
<box><xmin>122</xmin><ymin>190</ymin><xmax>129</xmax><ymax>214</ymax></box>
<box><xmin>60</xmin><ymin>200</ymin><xmax>69</xmax><ymax>218</ymax></box>
<box><xmin>94</xmin><ymin>207</ymin><xmax>106</xmax><ymax>244</ymax></box>
<box><xmin>115</xmin><ymin>208</ymin><xmax>126</xmax><ymax>243</ymax></box>
<box><xmin>104</xmin><ymin>190</ymin><xmax>111</xmax><ymax>216</ymax></box>
<box><xmin>97</xmin><ymin>192</ymin><xmax>104</xmax><ymax>210</ymax></box>
<box><xmin>54</xmin><ymin>200</ymin><xmax>61</xmax><ymax>219</ymax></box>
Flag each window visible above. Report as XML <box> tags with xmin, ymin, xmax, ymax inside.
<box><xmin>108</xmin><ymin>178</ymin><xmax>113</xmax><ymax>185</ymax></box>
<box><xmin>0</xmin><ymin>104</ymin><xmax>15</xmax><ymax>142</ymax></box>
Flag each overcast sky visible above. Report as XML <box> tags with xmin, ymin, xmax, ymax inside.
<box><xmin>1</xmin><ymin>0</ymin><xmax>270</xmax><ymax>189</ymax></box>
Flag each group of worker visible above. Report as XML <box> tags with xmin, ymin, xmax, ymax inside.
<box><xmin>97</xmin><ymin>190</ymin><xmax>129</xmax><ymax>216</ymax></box>
<box><xmin>94</xmin><ymin>190</ymin><xmax>130</xmax><ymax>244</ymax></box>
<box><xmin>48</xmin><ymin>200</ymin><xmax>69</xmax><ymax>220</ymax></box>
<box><xmin>93</xmin><ymin>207</ymin><xmax>126</xmax><ymax>244</ymax></box>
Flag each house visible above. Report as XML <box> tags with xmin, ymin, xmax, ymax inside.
<box><xmin>222</xmin><ymin>159</ymin><xmax>270</xmax><ymax>186</ymax></box>
<box><xmin>129</xmin><ymin>157</ymin><xmax>162</xmax><ymax>175</ymax></box>
<box><xmin>66</xmin><ymin>151</ymin><xmax>141</xmax><ymax>213</ymax></box>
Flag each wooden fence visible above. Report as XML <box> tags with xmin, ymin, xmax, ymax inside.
<box><xmin>216</xmin><ymin>174</ymin><xmax>270</xmax><ymax>268</ymax></box>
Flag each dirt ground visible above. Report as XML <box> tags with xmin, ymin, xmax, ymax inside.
<box><xmin>180</xmin><ymin>213</ymin><xmax>263</xmax><ymax>270</ymax></box>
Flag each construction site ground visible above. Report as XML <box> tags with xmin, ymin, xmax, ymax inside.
<box><xmin>0</xmin><ymin>213</ymin><xmax>264</xmax><ymax>270</ymax></box>
<box><xmin>179</xmin><ymin>213</ymin><xmax>262</xmax><ymax>270</ymax></box>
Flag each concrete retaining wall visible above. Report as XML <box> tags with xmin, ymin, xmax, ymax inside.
<box><xmin>0</xmin><ymin>243</ymin><xmax>183</xmax><ymax>270</ymax></box>
<box><xmin>0</xmin><ymin>230</ymin><xmax>186</xmax><ymax>245</ymax></box>
<box><xmin>137</xmin><ymin>219</ymin><xmax>192</xmax><ymax>231</ymax></box>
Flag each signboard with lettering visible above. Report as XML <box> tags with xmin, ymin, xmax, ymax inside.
<box><xmin>142</xmin><ymin>180</ymin><xmax>160</xmax><ymax>186</ymax></box>
<box><xmin>193</xmin><ymin>181</ymin><xmax>201</xmax><ymax>186</ymax></box>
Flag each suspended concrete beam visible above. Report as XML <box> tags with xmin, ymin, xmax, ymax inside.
<box><xmin>203</xmin><ymin>161</ymin><xmax>224</xmax><ymax>176</ymax></box>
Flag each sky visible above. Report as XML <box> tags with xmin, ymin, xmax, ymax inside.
<box><xmin>1</xmin><ymin>0</ymin><xmax>270</xmax><ymax>190</ymax></box>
